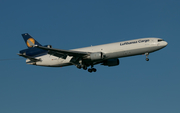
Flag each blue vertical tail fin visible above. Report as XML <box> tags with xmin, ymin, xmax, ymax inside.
<box><xmin>22</xmin><ymin>33</ymin><xmax>42</xmax><ymax>48</ymax></box>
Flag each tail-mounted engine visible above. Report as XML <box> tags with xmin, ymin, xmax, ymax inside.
<box><xmin>45</xmin><ymin>45</ymin><xmax>52</xmax><ymax>48</ymax></box>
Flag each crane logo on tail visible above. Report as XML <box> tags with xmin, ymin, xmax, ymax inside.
<box><xmin>27</xmin><ymin>38</ymin><xmax>35</xmax><ymax>47</ymax></box>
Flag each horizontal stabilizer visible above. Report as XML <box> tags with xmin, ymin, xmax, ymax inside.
<box><xmin>18</xmin><ymin>53</ymin><xmax>41</xmax><ymax>62</ymax></box>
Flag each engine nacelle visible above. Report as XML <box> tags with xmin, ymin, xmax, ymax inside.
<box><xmin>89</xmin><ymin>52</ymin><xmax>103</xmax><ymax>61</ymax></box>
<box><xmin>102</xmin><ymin>58</ymin><xmax>119</xmax><ymax>67</ymax></box>
<box><xmin>47</xmin><ymin>45</ymin><xmax>52</xmax><ymax>48</ymax></box>
<box><xmin>44</xmin><ymin>45</ymin><xmax>52</xmax><ymax>48</ymax></box>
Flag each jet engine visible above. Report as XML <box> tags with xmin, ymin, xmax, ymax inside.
<box><xmin>47</xmin><ymin>45</ymin><xmax>52</xmax><ymax>48</ymax></box>
<box><xmin>102</xmin><ymin>58</ymin><xmax>119</xmax><ymax>67</ymax></box>
<box><xmin>89</xmin><ymin>52</ymin><xmax>104</xmax><ymax>61</ymax></box>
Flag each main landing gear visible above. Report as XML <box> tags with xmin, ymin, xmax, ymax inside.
<box><xmin>145</xmin><ymin>53</ymin><xmax>149</xmax><ymax>61</ymax></box>
<box><xmin>76</xmin><ymin>64</ymin><xmax>97</xmax><ymax>73</ymax></box>
<box><xmin>76</xmin><ymin>65</ymin><xmax>87</xmax><ymax>70</ymax></box>
<box><xmin>87</xmin><ymin>65</ymin><xmax>97</xmax><ymax>73</ymax></box>
<box><xmin>83</xmin><ymin>65</ymin><xmax>87</xmax><ymax>70</ymax></box>
<box><xmin>88</xmin><ymin>68</ymin><xmax>97</xmax><ymax>73</ymax></box>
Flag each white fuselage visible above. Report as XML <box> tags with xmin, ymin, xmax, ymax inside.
<box><xmin>26</xmin><ymin>38</ymin><xmax>168</xmax><ymax>67</ymax></box>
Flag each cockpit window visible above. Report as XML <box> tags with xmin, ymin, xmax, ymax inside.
<box><xmin>158</xmin><ymin>39</ymin><xmax>164</xmax><ymax>42</ymax></box>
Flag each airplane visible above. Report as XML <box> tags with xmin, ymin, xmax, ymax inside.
<box><xmin>18</xmin><ymin>33</ymin><xmax>168</xmax><ymax>73</ymax></box>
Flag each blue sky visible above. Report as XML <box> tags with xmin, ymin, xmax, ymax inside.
<box><xmin>0</xmin><ymin>0</ymin><xmax>179</xmax><ymax>113</ymax></box>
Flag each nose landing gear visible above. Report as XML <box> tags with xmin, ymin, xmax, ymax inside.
<box><xmin>145</xmin><ymin>53</ymin><xmax>149</xmax><ymax>61</ymax></box>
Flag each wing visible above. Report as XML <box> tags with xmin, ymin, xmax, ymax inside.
<box><xmin>18</xmin><ymin>53</ymin><xmax>41</xmax><ymax>62</ymax></box>
<box><xmin>27</xmin><ymin>39</ymin><xmax>90</xmax><ymax>58</ymax></box>
<box><xmin>34</xmin><ymin>45</ymin><xmax>90</xmax><ymax>58</ymax></box>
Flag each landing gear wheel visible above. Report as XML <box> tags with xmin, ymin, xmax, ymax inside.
<box><xmin>83</xmin><ymin>66</ymin><xmax>87</xmax><ymax>70</ymax></box>
<box><xmin>77</xmin><ymin>65</ymin><xmax>81</xmax><ymax>69</ymax></box>
<box><xmin>92</xmin><ymin>68</ymin><xmax>97</xmax><ymax>72</ymax></box>
<box><xmin>88</xmin><ymin>68</ymin><xmax>97</xmax><ymax>73</ymax></box>
<box><xmin>146</xmin><ymin>58</ymin><xmax>149</xmax><ymax>61</ymax></box>
<box><xmin>88</xmin><ymin>69</ymin><xmax>92</xmax><ymax>73</ymax></box>
<box><xmin>145</xmin><ymin>53</ymin><xmax>149</xmax><ymax>61</ymax></box>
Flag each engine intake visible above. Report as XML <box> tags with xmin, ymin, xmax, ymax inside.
<box><xmin>102</xmin><ymin>58</ymin><xmax>119</xmax><ymax>67</ymax></box>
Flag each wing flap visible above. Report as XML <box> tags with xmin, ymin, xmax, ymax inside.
<box><xmin>48</xmin><ymin>51</ymin><xmax>67</xmax><ymax>59</ymax></box>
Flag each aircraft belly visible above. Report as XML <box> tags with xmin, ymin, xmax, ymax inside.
<box><xmin>105</xmin><ymin>44</ymin><xmax>160</xmax><ymax>59</ymax></box>
<box><xmin>32</xmin><ymin>54</ymin><xmax>63</xmax><ymax>67</ymax></box>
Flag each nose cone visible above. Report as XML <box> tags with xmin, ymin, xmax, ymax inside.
<box><xmin>164</xmin><ymin>41</ymin><xmax>168</xmax><ymax>46</ymax></box>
